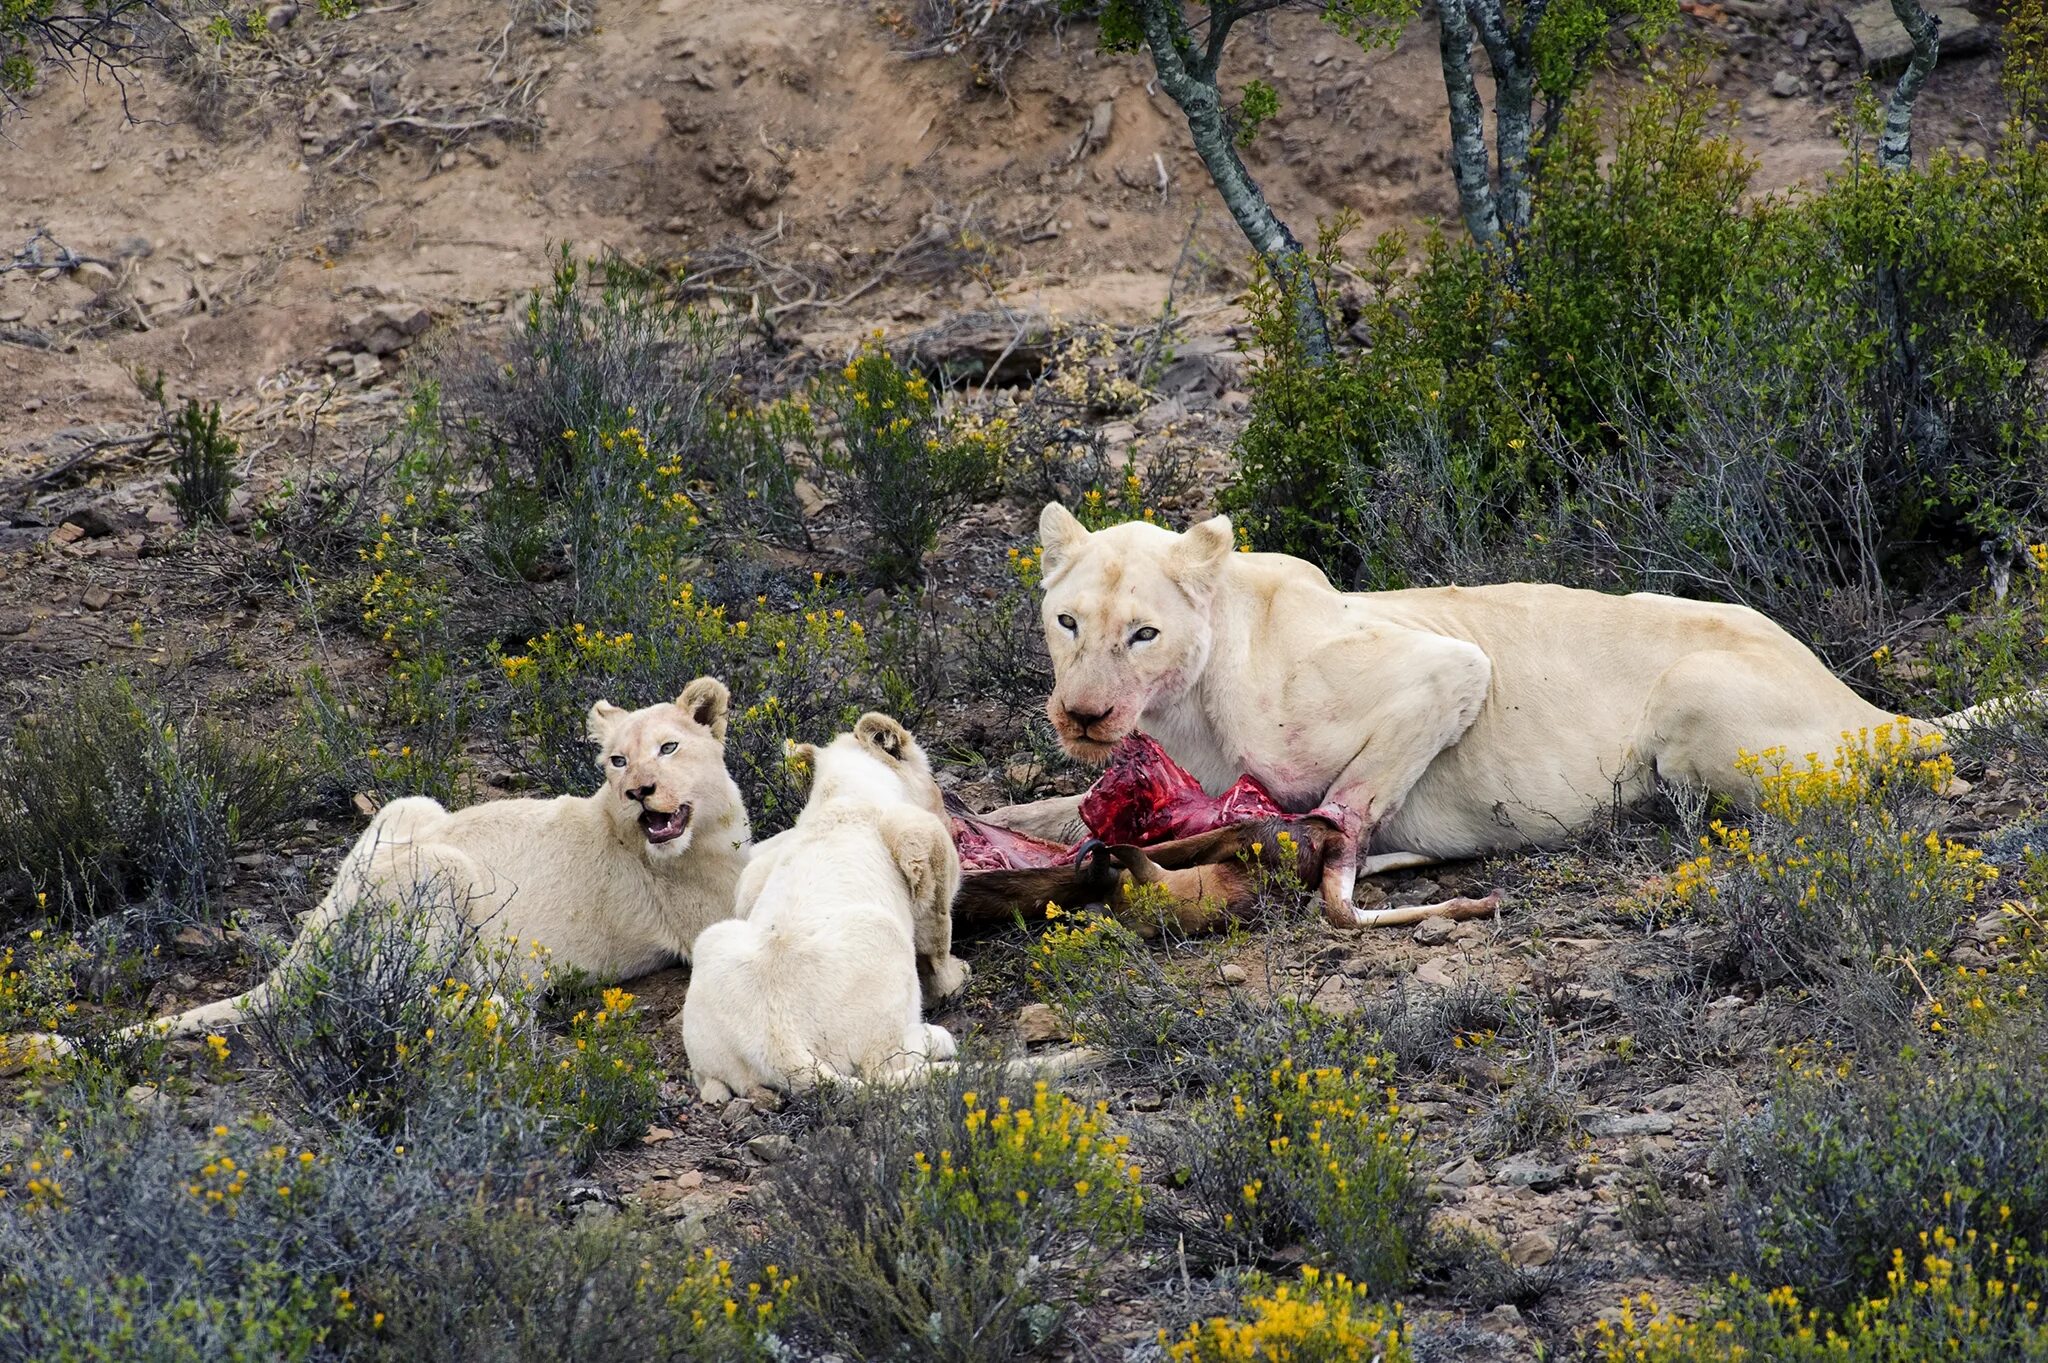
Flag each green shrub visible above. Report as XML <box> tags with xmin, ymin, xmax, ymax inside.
<box><xmin>1722</xmin><ymin>1023</ymin><xmax>2048</xmax><ymax>1317</ymax></box>
<box><xmin>168</xmin><ymin>398</ymin><xmax>241</xmax><ymax>526</ymax></box>
<box><xmin>0</xmin><ymin>669</ymin><xmax>304</xmax><ymax>930</ymax></box>
<box><xmin>1662</xmin><ymin>722</ymin><xmax>1996</xmax><ymax>1045</ymax></box>
<box><xmin>814</xmin><ymin>336</ymin><xmax>1009</xmax><ymax>584</ymax></box>
<box><xmin>758</xmin><ymin>1065</ymin><xmax>1143</xmax><ymax>1362</ymax></box>
<box><xmin>357</xmin><ymin>1212</ymin><xmax>784</xmax><ymax>1363</ymax></box>
<box><xmin>1164</xmin><ymin>1268</ymin><xmax>1411</xmax><ymax>1363</ymax></box>
<box><xmin>243</xmin><ymin>893</ymin><xmax>659</xmax><ymax>1161</ymax></box>
<box><xmin>1595</xmin><ymin>1233</ymin><xmax>2048</xmax><ymax>1361</ymax></box>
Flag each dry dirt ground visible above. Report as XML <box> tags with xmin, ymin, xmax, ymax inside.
<box><xmin>0</xmin><ymin>1</ymin><xmax>2027</xmax><ymax>1357</ymax></box>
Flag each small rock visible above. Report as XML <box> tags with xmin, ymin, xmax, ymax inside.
<box><xmin>80</xmin><ymin>585</ymin><xmax>113</xmax><ymax>611</ymax></box>
<box><xmin>1388</xmin><ymin>878</ymin><xmax>1441</xmax><ymax>908</ymax></box>
<box><xmin>1085</xmin><ymin>98</ymin><xmax>1114</xmax><ymax>150</ymax></box>
<box><xmin>1129</xmin><ymin>1086</ymin><xmax>1166</xmax><ymax>1112</ymax></box>
<box><xmin>793</xmin><ymin>477</ymin><xmax>830</xmax><ymax>518</ymax></box>
<box><xmin>1219</xmin><ymin>962</ymin><xmax>1249</xmax><ymax>986</ymax></box>
<box><xmin>125</xmin><ymin>1082</ymin><xmax>168</xmax><ymax>1110</ymax></box>
<box><xmin>1099</xmin><ymin>420</ymin><xmax>1138</xmax><ymax>448</ymax></box>
<box><xmin>1506</xmin><ymin>1229</ymin><xmax>1556</xmax><ymax>1267</ymax></box>
<box><xmin>1436</xmin><ymin>1155</ymin><xmax>1488</xmax><ymax>1188</ymax></box>
<box><xmin>1770</xmin><ymin>70</ymin><xmax>1803</xmax><ymax>97</ymax></box>
<box><xmin>1817</xmin><ymin>58</ymin><xmax>1841</xmax><ymax>80</ymax></box>
<box><xmin>49</xmin><ymin>523</ymin><xmax>86</xmax><ymax>546</ymax></box>
<box><xmin>351</xmin><ymin>791</ymin><xmax>381</xmax><ymax>818</ymax></box>
<box><xmin>145</xmin><ymin>503</ymin><xmax>178</xmax><ymax>526</ymax></box>
<box><xmin>1414</xmin><ymin>956</ymin><xmax>1458</xmax><ymax>989</ymax></box>
<box><xmin>61</xmin><ymin>506</ymin><xmax>120</xmax><ymax>538</ymax></box>
<box><xmin>746</xmin><ymin>1133</ymin><xmax>795</xmax><ymax>1163</ymax></box>
<box><xmin>325</xmin><ymin>349</ymin><xmax>354</xmax><ymax>370</ymax></box>
<box><xmin>745</xmin><ymin>1086</ymin><xmax>785</xmax><ymax>1112</ymax></box>
<box><xmin>1412</xmin><ymin>915</ymin><xmax>1457</xmax><ymax>947</ymax></box>
<box><xmin>1494</xmin><ymin>1156</ymin><xmax>1572</xmax><ymax>1191</ymax></box>
<box><xmin>1135</xmin><ymin>396</ymin><xmax>1186</xmax><ymax>434</ymax></box>
<box><xmin>1581</xmin><ymin>1112</ymin><xmax>1676</xmax><ymax>1138</ymax></box>
<box><xmin>173</xmin><ymin>924</ymin><xmax>225</xmax><ymax>953</ymax></box>
<box><xmin>351</xmin><ymin>352</ymin><xmax>385</xmax><ymax>383</ymax></box>
<box><xmin>1018</xmin><ymin>1002</ymin><xmax>1065</xmax><ymax>1044</ymax></box>
<box><xmin>1484</xmin><ymin>1303</ymin><xmax>1524</xmax><ymax>1327</ymax></box>
<box><xmin>73</xmin><ymin>261</ymin><xmax>118</xmax><ymax>290</ymax></box>
<box><xmin>1790</xmin><ymin>26</ymin><xmax>1809</xmax><ymax>47</ymax></box>
<box><xmin>1086</xmin><ymin>209</ymin><xmax>1112</xmax><ymax>230</ymax></box>
<box><xmin>1644</xmin><ymin>1084</ymin><xmax>1690</xmax><ymax>1111</ymax></box>
<box><xmin>1005</xmin><ymin>759</ymin><xmax>1045</xmax><ymax>788</ymax></box>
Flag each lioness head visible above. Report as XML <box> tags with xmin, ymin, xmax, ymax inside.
<box><xmin>587</xmin><ymin>677</ymin><xmax>743</xmax><ymax>859</ymax></box>
<box><xmin>787</xmin><ymin>711</ymin><xmax>944</xmax><ymax>817</ymax></box>
<box><xmin>1037</xmin><ymin>502</ymin><xmax>1235</xmax><ymax>762</ymax></box>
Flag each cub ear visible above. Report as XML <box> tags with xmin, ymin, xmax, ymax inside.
<box><xmin>855</xmin><ymin>711</ymin><xmax>913</xmax><ymax>761</ymax></box>
<box><xmin>677</xmin><ymin>676</ymin><xmax>731</xmax><ymax>743</ymax></box>
<box><xmin>784</xmin><ymin>740</ymin><xmax>818</xmax><ymax>795</ymax></box>
<box><xmin>1038</xmin><ymin>501</ymin><xmax>1090</xmax><ymax>582</ymax></box>
<box><xmin>1166</xmin><ymin>514</ymin><xmax>1234</xmax><ymax>603</ymax></box>
<box><xmin>586</xmin><ymin>699</ymin><xmax>626</xmax><ymax>751</ymax></box>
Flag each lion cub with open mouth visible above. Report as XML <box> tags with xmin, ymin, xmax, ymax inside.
<box><xmin>131</xmin><ymin>678</ymin><xmax>752</xmax><ymax>1042</ymax></box>
<box><xmin>681</xmin><ymin>712</ymin><xmax>969</xmax><ymax>1102</ymax></box>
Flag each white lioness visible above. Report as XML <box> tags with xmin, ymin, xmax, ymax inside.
<box><xmin>1017</xmin><ymin>502</ymin><xmax>1989</xmax><ymax>928</ymax></box>
<box><xmin>135</xmin><ymin>678</ymin><xmax>752</xmax><ymax>1040</ymax></box>
<box><xmin>681</xmin><ymin>712</ymin><xmax>970</xmax><ymax>1102</ymax></box>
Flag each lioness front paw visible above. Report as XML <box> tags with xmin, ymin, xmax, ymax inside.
<box><xmin>927</xmin><ymin>954</ymin><xmax>971</xmax><ymax>1000</ymax></box>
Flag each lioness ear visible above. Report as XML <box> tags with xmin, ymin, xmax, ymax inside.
<box><xmin>1038</xmin><ymin>502</ymin><xmax>1090</xmax><ymax>582</ymax></box>
<box><xmin>678</xmin><ymin>676</ymin><xmax>731</xmax><ymax>743</ymax></box>
<box><xmin>855</xmin><ymin>711</ymin><xmax>912</xmax><ymax>761</ymax></box>
<box><xmin>586</xmin><ymin>699</ymin><xmax>626</xmax><ymax>750</ymax></box>
<box><xmin>1167</xmin><ymin>514</ymin><xmax>1234</xmax><ymax>602</ymax></box>
<box><xmin>784</xmin><ymin>740</ymin><xmax>818</xmax><ymax>795</ymax></box>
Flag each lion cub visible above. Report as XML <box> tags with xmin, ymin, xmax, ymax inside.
<box><xmin>681</xmin><ymin>712</ymin><xmax>969</xmax><ymax>1102</ymax></box>
<box><xmin>140</xmin><ymin>678</ymin><xmax>752</xmax><ymax>1040</ymax></box>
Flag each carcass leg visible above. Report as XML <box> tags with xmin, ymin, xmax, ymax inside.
<box><xmin>1318</xmin><ymin>802</ymin><xmax>1499</xmax><ymax>930</ymax></box>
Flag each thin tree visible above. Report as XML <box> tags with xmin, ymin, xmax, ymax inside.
<box><xmin>1086</xmin><ymin>0</ymin><xmax>1416</xmax><ymax>361</ymax></box>
<box><xmin>1432</xmin><ymin>0</ymin><xmax>1674</xmax><ymax>248</ymax></box>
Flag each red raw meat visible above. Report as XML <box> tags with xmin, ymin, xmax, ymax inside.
<box><xmin>954</xmin><ymin>734</ymin><xmax>1332</xmax><ymax>873</ymax></box>
<box><xmin>1079</xmin><ymin>733</ymin><xmax>1295</xmax><ymax>845</ymax></box>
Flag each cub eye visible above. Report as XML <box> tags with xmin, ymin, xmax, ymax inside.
<box><xmin>1057</xmin><ymin>613</ymin><xmax>1077</xmax><ymax>633</ymax></box>
<box><xmin>659</xmin><ymin>740</ymin><xmax>679</xmax><ymax>755</ymax></box>
<box><xmin>610</xmin><ymin>754</ymin><xmax>627</xmax><ymax>768</ymax></box>
<box><xmin>1130</xmin><ymin>626</ymin><xmax>1159</xmax><ymax>644</ymax></box>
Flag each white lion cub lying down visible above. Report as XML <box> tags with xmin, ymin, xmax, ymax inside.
<box><xmin>133</xmin><ymin>677</ymin><xmax>752</xmax><ymax>1041</ymax></box>
<box><xmin>681</xmin><ymin>712</ymin><xmax>970</xmax><ymax>1102</ymax></box>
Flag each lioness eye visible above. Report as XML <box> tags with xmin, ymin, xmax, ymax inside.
<box><xmin>1130</xmin><ymin>626</ymin><xmax>1159</xmax><ymax>644</ymax></box>
<box><xmin>1057</xmin><ymin>613</ymin><xmax>1077</xmax><ymax>633</ymax></box>
<box><xmin>610</xmin><ymin>754</ymin><xmax>626</xmax><ymax>767</ymax></box>
<box><xmin>659</xmin><ymin>740</ymin><xmax>678</xmax><ymax>755</ymax></box>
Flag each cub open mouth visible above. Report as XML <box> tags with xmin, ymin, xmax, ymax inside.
<box><xmin>639</xmin><ymin>804</ymin><xmax>692</xmax><ymax>844</ymax></box>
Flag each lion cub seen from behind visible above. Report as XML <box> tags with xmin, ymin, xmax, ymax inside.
<box><xmin>682</xmin><ymin>712</ymin><xmax>970</xmax><ymax>1102</ymax></box>
<box><xmin>134</xmin><ymin>678</ymin><xmax>752</xmax><ymax>1041</ymax></box>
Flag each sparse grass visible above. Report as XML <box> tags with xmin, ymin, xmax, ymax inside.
<box><xmin>0</xmin><ymin>669</ymin><xmax>305</xmax><ymax>932</ymax></box>
<box><xmin>756</xmin><ymin>1063</ymin><xmax>1144</xmax><ymax>1363</ymax></box>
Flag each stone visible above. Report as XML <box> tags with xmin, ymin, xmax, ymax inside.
<box><xmin>124</xmin><ymin>1082</ymin><xmax>169</xmax><ymax>1110</ymax></box>
<box><xmin>1414</xmin><ymin>956</ymin><xmax>1459</xmax><ymax>989</ymax></box>
<box><xmin>1846</xmin><ymin>1</ymin><xmax>1986</xmax><ymax>71</ymax></box>
<box><xmin>1581</xmin><ymin>1111</ymin><xmax>1676</xmax><ymax>1138</ymax></box>
<box><xmin>73</xmin><ymin>261</ymin><xmax>118</xmax><ymax>290</ymax></box>
<box><xmin>1770</xmin><ymin>70</ymin><xmax>1803</xmax><ymax>98</ymax></box>
<box><xmin>1219</xmin><ymin>962</ymin><xmax>1249</xmax><ymax>986</ymax></box>
<box><xmin>61</xmin><ymin>505</ymin><xmax>120</xmax><ymax>538</ymax></box>
<box><xmin>1085</xmin><ymin>98</ymin><xmax>1115</xmax><ymax>151</ymax></box>
<box><xmin>49</xmin><ymin>523</ymin><xmax>86</xmax><ymax>545</ymax></box>
<box><xmin>1018</xmin><ymin>1002</ymin><xmax>1065</xmax><ymax>1043</ymax></box>
<box><xmin>1412</xmin><ymin>915</ymin><xmax>1457</xmax><ymax>947</ymax></box>
<box><xmin>1506</xmin><ymin>1229</ymin><xmax>1556</xmax><ymax>1266</ymax></box>
<box><xmin>1436</xmin><ymin>1155</ymin><xmax>1488</xmax><ymax>1188</ymax></box>
<box><xmin>351</xmin><ymin>352</ymin><xmax>385</xmax><ymax>383</ymax></box>
<box><xmin>1643</xmin><ymin>1084</ymin><xmax>1690</xmax><ymax>1111</ymax></box>
<box><xmin>1388</xmin><ymin>878</ymin><xmax>1441</xmax><ymax>907</ymax></box>
<box><xmin>1494</xmin><ymin>1156</ymin><xmax>1571</xmax><ymax>1191</ymax></box>
<box><xmin>266</xmin><ymin>3</ymin><xmax>299</xmax><ymax>27</ymax></box>
<box><xmin>793</xmin><ymin>477</ymin><xmax>830</xmax><ymax>518</ymax></box>
<box><xmin>81</xmin><ymin>584</ymin><xmax>112</xmax><ymax>611</ymax></box>
<box><xmin>746</xmin><ymin>1133</ymin><xmax>795</xmax><ymax>1163</ymax></box>
<box><xmin>1087</xmin><ymin>209</ymin><xmax>1111</xmax><ymax>229</ymax></box>
<box><xmin>1005</xmin><ymin>759</ymin><xmax>1045</xmax><ymax>788</ymax></box>
<box><xmin>1135</xmin><ymin>396</ymin><xmax>1186</xmax><ymax>434</ymax></box>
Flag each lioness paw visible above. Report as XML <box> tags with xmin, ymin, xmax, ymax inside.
<box><xmin>926</xmin><ymin>954</ymin><xmax>971</xmax><ymax>1000</ymax></box>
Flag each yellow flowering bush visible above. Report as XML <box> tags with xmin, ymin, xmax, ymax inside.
<box><xmin>759</xmin><ymin>1070</ymin><xmax>1142</xmax><ymax>1363</ymax></box>
<box><xmin>1662</xmin><ymin>722</ymin><xmax>1997</xmax><ymax>1040</ymax></box>
<box><xmin>1166</xmin><ymin>1268</ymin><xmax>1411</xmax><ymax>1363</ymax></box>
<box><xmin>813</xmin><ymin>334</ymin><xmax>1008</xmax><ymax>583</ymax></box>
<box><xmin>1594</xmin><ymin>1229</ymin><xmax>2048</xmax><ymax>1361</ymax></box>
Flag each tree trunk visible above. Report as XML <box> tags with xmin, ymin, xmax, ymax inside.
<box><xmin>1491</xmin><ymin>63</ymin><xmax>1536</xmax><ymax>237</ymax></box>
<box><xmin>1880</xmin><ymin>0</ymin><xmax>1941</xmax><ymax>170</ymax></box>
<box><xmin>1138</xmin><ymin>2</ymin><xmax>1331</xmax><ymax>361</ymax></box>
<box><xmin>1436</xmin><ymin>0</ymin><xmax>1503</xmax><ymax>247</ymax></box>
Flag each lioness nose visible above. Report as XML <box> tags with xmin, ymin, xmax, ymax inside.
<box><xmin>1065</xmin><ymin>704</ymin><xmax>1114</xmax><ymax>731</ymax></box>
<box><xmin>626</xmin><ymin>781</ymin><xmax>657</xmax><ymax>803</ymax></box>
